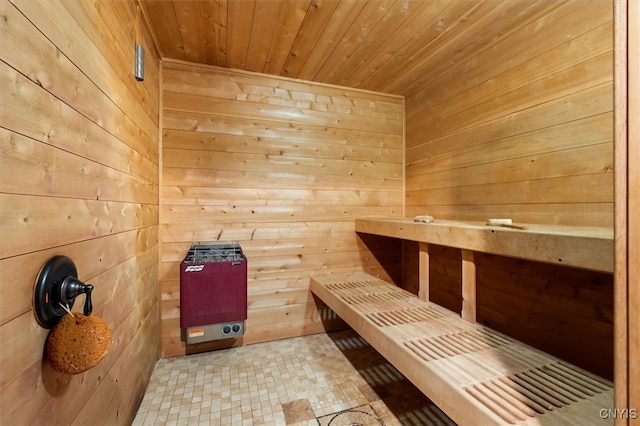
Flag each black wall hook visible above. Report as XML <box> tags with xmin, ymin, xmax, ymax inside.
<box><xmin>33</xmin><ymin>256</ymin><xmax>94</xmax><ymax>328</ymax></box>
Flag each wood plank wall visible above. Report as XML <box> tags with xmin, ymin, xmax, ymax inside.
<box><xmin>402</xmin><ymin>1</ymin><xmax>615</xmax><ymax>379</ymax></box>
<box><xmin>0</xmin><ymin>1</ymin><xmax>160</xmax><ymax>424</ymax></box>
<box><xmin>160</xmin><ymin>61</ymin><xmax>404</xmax><ymax>357</ymax></box>
<box><xmin>405</xmin><ymin>0</ymin><xmax>614</xmax><ymax>227</ymax></box>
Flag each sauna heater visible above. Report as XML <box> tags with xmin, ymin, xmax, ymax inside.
<box><xmin>180</xmin><ymin>242</ymin><xmax>247</xmax><ymax>344</ymax></box>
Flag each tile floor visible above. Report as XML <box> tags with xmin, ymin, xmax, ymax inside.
<box><xmin>133</xmin><ymin>329</ymin><xmax>455</xmax><ymax>425</ymax></box>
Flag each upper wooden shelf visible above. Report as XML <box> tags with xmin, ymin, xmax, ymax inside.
<box><xmin>355</xmin><ymin>218</ymin><xmax>614</xmax><ymax>273</ymax></box>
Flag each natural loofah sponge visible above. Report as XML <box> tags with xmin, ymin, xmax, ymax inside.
<box><xmin>46</xmin><ymin>313</ymin><xmax>112</xmax><ymax>375</ymax></box>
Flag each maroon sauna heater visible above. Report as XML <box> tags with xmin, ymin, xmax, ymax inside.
<box><xmin>179</xmin><ymin>242</ymin><xmax>247</xmax><ymax>344</ymax></box>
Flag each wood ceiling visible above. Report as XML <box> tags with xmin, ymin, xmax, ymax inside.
<box><xmin>141</xmin><ymin>0</ymin><xmax>564</xmax><ymax>97</ymax></box>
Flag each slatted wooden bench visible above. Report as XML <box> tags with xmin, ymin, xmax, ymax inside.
<box><xmin>355</xmin><ymin>218</ymin><xmax>613</xmax><ymax>323</ymax></box>
<box><xmin>310</xmin><ymin>271</ymin><xmax>613</xmax><ymax>425</ymax></box>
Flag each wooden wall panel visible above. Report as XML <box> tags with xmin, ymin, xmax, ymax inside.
<box><xmin>0</xmin><ymin>1</ymin><xmax>159</xmax><ymax>425</ymax></box>
<box><xmin>401</xmin><ymin>1</ymin><xmax>615</xmax><ymax>380</ymax></box>
<box><xmin>405</xmin><ymin>1</ymin><xmax>614</xmax><ymax>227</ymax></box>
<box><xmin>475</xmin><ymin>253</ymin><xmax>614</xmax><ymax>380</ymax></box>
<box><xmin>160</xmin><ymin>61</ymin><xmax>403</xmax><ymax>357</ymax></box>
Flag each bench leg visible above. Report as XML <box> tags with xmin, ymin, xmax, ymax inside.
<box><xmin>419</xmin><ymin>242</ymin><xmax>429</xmax><ymax>302</ymax></box>
<box><xmin>461</xmin><ymin>249</ymin><xmax>476</xmax><ymax>323</ymax></box>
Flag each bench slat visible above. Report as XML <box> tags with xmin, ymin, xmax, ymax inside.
<box><xmin>310</xmin><ymin>271</ymin><xmax>613</xmax><ymax>426</ymax></box>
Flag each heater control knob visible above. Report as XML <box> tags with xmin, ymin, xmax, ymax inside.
<box><xmin>222</xmin><ymin>325</ymin><xmax>231</xmax><ymax>334</ymax></box>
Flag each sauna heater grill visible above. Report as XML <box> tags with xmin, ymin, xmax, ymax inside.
<box><xmin>180</xmin><ymin>242</ymin><xmax>247</xmax><ymax>344</ymax></box>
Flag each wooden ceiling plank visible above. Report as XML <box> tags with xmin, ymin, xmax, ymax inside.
<box><xmin>226</xmin><ymin>0</ymin><xmax>255</xmax><ymax>70</ymax></box>
<box><xmin>145</xmin><ymin>0</ymin><xmax>613</xmax><ymax>101</ymax></box>
<box><xmin>244</xmin><ymin>0</ymin><xmax>283</xmax><ymax>72</ymax></box>
<box><xmin>282</xmin><ymin>0</ymin><xmax>340</xmax><ymax>79</ymax></box>
<box><xmin>380</xmin><ymin>0</ymin><xmax>518</xmax><ymax>95</ymax></box>
<box><xmin>358</xmin><ymin>0</ymin><xmax>486</xmax><ymax>93</ymax></box>
<box><xmin>329</xmin><ymin>0</ymin><xmax>435</xmax><ymax>89</ymax></box>
<box><xmin>140</xmin><ymin>0</ymin><xmax>185</xmax><ymax>60</ymax></box>
<box><xmin>202</xmin><ymin>0</ymin><xmax>228</xmax><ymax>67</ymax></box>
<box><xmin>339</xmin><ymin>0</ymin><xmax>454</xmax><ymax>90</ymax></box>
<box><xmin>173</xmin><ymin>0</ymin><xmax>207</xmax><ymax>63</ymax></box>
<box><xmin>296</xmin><ymin>0</ymin><xmax>367</xmax><ymax>82</ymax></box>
<box><xmin>263</xmin><ymin>0</ymin><xmax>313</xmax><ymax>76</ymax></box>
<box><xmin>313</xmin><ymin>0</ymin><xmax>398</xmax><ymax>84</ymax></box>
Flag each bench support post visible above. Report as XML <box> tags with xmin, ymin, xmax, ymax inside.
<box><xmin>418</xmin><ymin>242</ymin><xmax>429</xmax><ymax>302</ymax></box>
<box><xmin>461</xmin><ymin>249</ymin><xmax>476</xmax><ymax>323</ymax></box>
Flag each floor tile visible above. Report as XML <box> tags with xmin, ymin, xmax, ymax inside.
<box><xmin>282</xmin><ymin>399</ymin><xmax>315</xmax><ymax>424</ymax></box>
<box><xmin>133</xmin><ymin>329</ymin><xmax>455</xmax><ymax>425</ymax></box>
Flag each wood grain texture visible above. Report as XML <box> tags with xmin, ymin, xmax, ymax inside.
<box><xmin>1</xmin><ymin>1</ymin><xmax>630</xmax><ymax>424</ymax></box>
<box><xmin>0</xmin><ymin>1</ymin><xmax>160</xmax><ymax>425</ymax></box>
<box><xmin>357</xmin><ymin>218</ymin><xmax>613</xmax><ymax>273</ymax></box>
<box><xmin>404</xmin><ymin>0</ymin><xmax>614</xmax><ymax>228</ymax></box>
<box><xmin>614</xmin><ymin>0</ymin><xmax>640</xmax><ymax>421</ymax></box>
<box><xmin>140</xmin><ymin>0</ymin><xmax>583</xmax><ymax>101</ymax></box>
<box><xmin>627</xmin><ymin>0</ymin><xmax>640</xmax><ymax>419</ymax></box>
<box><xmin>311</xmin><ymin>271</ymin><xmax>614</xmax><ymax>426</ymax></box>
<box><xmin>475</xmin><ymin>252</ymin><xmax>614</xmax><ymax>380</ymax></box>
<box><xmin>401</xmin><ymin>242</ymin><xmax>614</xmax><ymax>380</ymax></box>
<box><xmin>460</xmin><ymin>249</ymin><xmax>476</xmax><ymax>323</ymax></box>
<box><xmin>160</xmin><ymin>61</ymin><xmax>403</xmax><ymax>357</ymax></box>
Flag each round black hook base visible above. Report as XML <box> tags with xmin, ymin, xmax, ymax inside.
<box><xmin>33</xmin><ymin>256</ymin><xmax>78</xmax><ymax>328</ymax></box>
